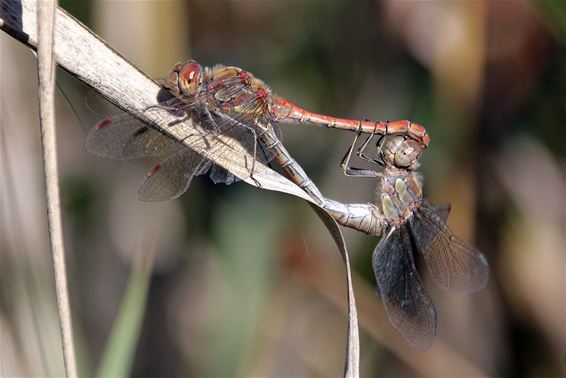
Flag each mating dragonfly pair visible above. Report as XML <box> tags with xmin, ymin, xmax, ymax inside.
<box><xmin>87</xmin><ymin>60</ymin><xmax>488</xmax><ymax>349</ymax></box>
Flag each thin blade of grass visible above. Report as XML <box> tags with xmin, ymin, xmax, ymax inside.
<box><xmin>97</xmin><ymin>253</ymin><xmax>153</xmax><ymax>378</ymax></box>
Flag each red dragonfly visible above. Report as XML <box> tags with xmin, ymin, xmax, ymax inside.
<box><xmin>322</xmin><ymin>134</ymin><xmax>489</xmax><ymax>349</ymax></box>
<box><xmin>86</xmin><ymin>59</ymin><xmax>487</xmax><ymax>349</ymax></box>
<box><xmin>86</xmin><ymin>60</ymin><xmax>430</xmax><ymax>201</ymax></box>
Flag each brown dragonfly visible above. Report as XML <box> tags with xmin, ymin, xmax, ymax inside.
<box><xmin>321</xmin><ymin>134</ymin><xmax>489</xmax><ymax>349</ymax></box>
<box><xmin>86</xmin><ymin>60</ymin><xmax>430</xmax><ymax>201</ymax></box>
<box><xmin>85</xmin><ymin>59</ymin><xmax>487</xmax><ymax>349</ymax></box>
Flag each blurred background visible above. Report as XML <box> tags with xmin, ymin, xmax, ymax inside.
<box><xmin>1</xmin><ymin>1</ymin><xmax>564</xmax><ymax>376</ymax></box>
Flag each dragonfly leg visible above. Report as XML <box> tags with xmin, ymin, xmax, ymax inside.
<box><xmin>256</xmin><ymin>119</ymin><xmax>278</xmax><ymax>164</ymax></box>
<box><xmin>247</xmin><ymin>126</ymin><xmax>258</xmax><ymax>181</ymax></box>
<box><xmin>340</xmin><ymin>132</ymin><xmax>383</xmax><ymax>178</ymax></box>
<box><xmin>234</xmin><ymin>120</ymin><xmax>262</xmax><ymax>186</ymax></box>
<box><xmin>250</xmin><ymin>132</ymin><xmax>262</xmax><ymax>187</ymax></box>
<box><xmin>343</xmin><ymin>167</ymin><xmax>383</xmax><ymax>178</ymax></box>
<box><xmin>340</xmin><ymin>131</ymin><xmax>360</xmax><ymax>175</ymax></box>
<box><xmin>357</xmin><ymin>133</ymin><xmax>385</xmax><ymax>166</ymax></box>
<box><xmin>246</xmin><ymin>118</ymin><xmax>273</xmax><ymax>185</ymax></box>
<box><xmin>179</xmin><ymin>127</ymin><xmax>212</xmax><ymax>150</ymax></box>
<box><xmin>255</xmin><ymin>119</ymin><xmax>270</xmax><ymax>134</ymax></box>
<box><xmin>356</xmin><ymin>133</ymin><xmax>374</xmax><ymax>158</ymax></box>
<box><xmin>204</xmin><ymin>110</ymin><xmax>222</xmax><ymax>133</ymax></box>
<box><xmin>250</xmin><ymin>174</ymin><xmax>262</xmax><ymax>188</ymax></box>
<box><xmin>145</xmin><ymin>100</ymin><xmax>189</xmax><ymax>119</ymax></box>
<box><xmin>146</xmin><ymin>104</ymin><xmax>177</xmax><ymax>113</ymax></box>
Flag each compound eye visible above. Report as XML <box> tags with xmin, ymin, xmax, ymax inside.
<box><xmin>394</xmin><ymin>140</ymin><xmax>421</xmax><ymax>168</ymax></box>
<box><xmin>166</xmin><ymin>69</ymin><xmax>178</xmax><ymax>87</ymax></box>
<box><xmin>383</xmin><ymin>136</ymin><xmax>404</xmax><ymax>165</ymax></box>
<box><xmin>178</xmin><ymin>61</ymin><xmax>202</xmax><ymax>95</ymax></box>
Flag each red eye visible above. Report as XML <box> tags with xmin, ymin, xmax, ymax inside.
<box><xmin>180</xmin><ymin>62</ymin><xmax>200</xmax><ymax>84</ymax></box>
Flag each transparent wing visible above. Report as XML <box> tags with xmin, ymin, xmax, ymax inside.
<box><xmin>86</xmin><ymin>114</ymin><xmax>182</xmax><ymax>160</ymax></box>
<box><xmin>372</xmin><ymin>227</ymin><xmax>437</xmax><ymax>350</ymax></box>
<box><xmin>410</xmin><ymin>200</ymin><xmax>489</xmax><ymax>293</ymax></box>
<box><xmin>165</xmin><ymin>108</ymin><xmax>278</xmax><ymax>182</ymax></box>
<box><xmin>432</xmin><ymin>203</ymin><xmax>451</xmax><ymax>224</ymax></box>
<box><xmin>198</xmin><ymin>111</ymin><xmax>277</xmax><ymax>185</ymax></box>
<box><xmin>85</xmin><ymin>106</ymin><xmax>268</xmax><ymax>188</ymax></box>
<box><xmin>138</xmin><ymin>148</ymin><xmax>208</xmax><ymax>202</ymax></box>
<box><xmin>85</xmin><ymin>73</ymin><xmax>284</xmax><ymax>190</ymax></box>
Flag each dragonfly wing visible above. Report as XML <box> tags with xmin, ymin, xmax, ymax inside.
<box><xmin>85</xmin><ymin>82</ymin><xmax>268</xmax><ymax>190</ymax></box>
<box><xmin>138</xmin><ymin>148</ymin><xmax>208</xmax><ymax>201</ymax></box>
<box><xmin>86</xmin><ymin>113</ymin><xmax>183</xmax><ymax>160</ymax></box>
<box><xmin>212</xmin><ymin>79</ymin><xmax>252</xmax><ymax>103</ymax></box>
<box><xmin>432</xmin><ymin>203</ymin><xmax>451</xmax><ymax>224</ymax></box>
<box><xmin>204</xmin><ymin>111</ymin><xmax>266</xmax><ymax>185</ymax></box>
<box><xmin>373</xmin><ymin>227</ymin><xmax>437</xmax><ymax>350</ymax></box>
<box><xmin>87</xmin><ymin>71</ymin><xmax>280</xmax><ymax>186</ymax></box>
<box><xmin>410</xmin><ymin>200</ymin><xmax>489</xmax><ymax>292</ymax></box>
<box><xmin>169</xmin><ymin>110</ymin><xmax>274</xmax><ymax>184</ymax></box>
<box><xmin>85</xmin><ymin>85</ymin><xmax>200</xmax><ymax>159</ymax></box>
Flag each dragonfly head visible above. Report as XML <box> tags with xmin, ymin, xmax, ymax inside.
<box><xmin>165</xmin><ymin>60</ymin><xmax>204</xmax><ymax>97</ymax></box>
<box><xmin>384</xmin><ymin>136</ymin><xmax>422</xmax><ymax>170</ymax></box>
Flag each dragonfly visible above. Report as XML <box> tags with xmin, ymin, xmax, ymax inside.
<box><xmin>85</xmin><ymin>59</ymin><xmax>486</xmax><ymax>349</ymax></box>
<box><xmin>319</xmin><ymin>133</ymin><xmax>489</xmax><ymax>349</ymax></box>
<box><xmin>86</xmin><ymin>60</ymin><xmax>430</xmax><ymax>201</ymax></box>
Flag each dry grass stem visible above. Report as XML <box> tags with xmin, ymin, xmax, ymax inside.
<box><xmin>36</xmin><ymin>0</ymin><xmax>77</xmax><ymax>376</ymax></box>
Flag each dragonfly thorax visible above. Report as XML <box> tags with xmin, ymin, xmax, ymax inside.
<box><xmin>378</xmin><ymin>166</ymin><xmax>423</xmax><ymax>227</ymax></box>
